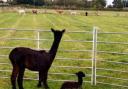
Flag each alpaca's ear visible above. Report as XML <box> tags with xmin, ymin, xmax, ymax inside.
<box><xmin>62</xmin><ymin>29</ymin><xmax>65</xmax><ymax>33</ymax></box>
<box><xmin>51</xmin><ymin>28</ymin><xmax>55</xmax><ymax>32</ymax></box>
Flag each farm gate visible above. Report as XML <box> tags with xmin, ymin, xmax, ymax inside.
<box><xmin>0</xmin><ymin>28</ymin><xmax>128</xmax><ymax>88</ymax></box>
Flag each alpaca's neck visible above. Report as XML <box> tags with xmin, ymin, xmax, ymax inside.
<box><xmin>78</xmin><ymin>77</ymin><xmax>83</xmax><ymax>86</ymax></box>
<box><xmin>49</xmin><ymin>37</ymin><xmax>62</xmax><ymax>62</ymax></box>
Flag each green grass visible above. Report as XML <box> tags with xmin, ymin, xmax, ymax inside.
<box><xmin>0</xmin><ymin>10</ymin><xmax>128</xmax><ymax>89</ymax></box>
<box><xmin>0</xmin><ymin>79</ymin><xmax>126</xmax><ymax>89</ymax></box>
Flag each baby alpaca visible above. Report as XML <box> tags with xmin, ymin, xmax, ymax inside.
<box><xmin>60</xmin><ymin>71</ymin><xmax>85</xmax><ymax>89</ymax></box>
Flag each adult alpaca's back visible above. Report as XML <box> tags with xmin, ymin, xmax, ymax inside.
<box><xmin>9</xmin><ymin>47</ymin><xmax>49</xmax><ymax>71</ymax></box>
<box><xmin>9</xmin><ymin>28</ymin><xmax>65</xmax><ymax>89</ymax></box>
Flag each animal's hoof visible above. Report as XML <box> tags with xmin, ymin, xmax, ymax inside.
<box><xmin>37</xmin><ymin>84</ymin><xmax>42</xmax><ymax>87</ymax></box>
<box><xmin>12</xmin><ymin>88</ymin><xmax>16</xmax><ymax>89</ymax></box>
<box><xmin>45</xmin><ymin>87</ymin><xmax>50</xmax><ymax>89</ymax></box>
<box><xmin>44</xmin><ymin>86</ymin><xmax>50</xmax><ymax>89</ymax></box>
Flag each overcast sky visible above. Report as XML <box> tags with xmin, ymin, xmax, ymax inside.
<box><xmin>107</xmin><ymin>0</ymin><xmax>113</xmax><ymax>5</ymax></box>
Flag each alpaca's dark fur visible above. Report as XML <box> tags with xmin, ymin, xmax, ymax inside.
<box><xmin>60</xmin><ymin>71</ymin><xmax>85</xmax><ymax>89</ymax></box>
<box><xmin>9</xmin><ymin>28</ymin><xmax>65</xmax><ymax>89</ymax></box>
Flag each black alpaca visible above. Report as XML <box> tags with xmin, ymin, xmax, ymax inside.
<box><xmin>9</xmin><ymin>28</ymin><xmax>65</xmax><ymax>89</ymax></box>
<box><xmin>60</xmin><ymin>71</ymin><xmax>85</xmax><ymax>89</ymax></box>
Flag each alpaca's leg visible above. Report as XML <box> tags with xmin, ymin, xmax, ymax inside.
<box><xmin>11</xmin><ymin>66</ymin><xmax>19</xmax><ymax>89</ymax></box>
<box><xmin>37</xmin><ymin>72</ymin><xmax>49</xmax><ymax>89</ymax></box>
<box><xmin>37</xmin><ymin>71</ymin><xmax>42</xmax><ymax>87</ymax></box>
<box><xmin>17</xmin><ymin>68</ymin><xmax>25</xmax><ymax>89</ymax></box>
<box><xmin>42</xmin><ymin>72</ymin><xmax>49</xmax><ymax>89</ymax></box>
<box><xmin>37</xmin><ymin>81</ymin><xmax>42</xmax><ymax>87</ymax></box>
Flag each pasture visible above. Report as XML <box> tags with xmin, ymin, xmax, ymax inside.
<box><xmin>0</xmin><ymin>10</ymin><xmax>128</xmax><ymax>89</ymax></box>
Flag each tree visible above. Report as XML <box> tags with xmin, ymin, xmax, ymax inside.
<box><xmin>93</xmin><ymin>0</ymin><xmax>106</xmax><ymax>9</ymax></box>
<box><xmin>113</xmin><ymin>0</ymin><xmax>123</xmax><ymax>8</ymax></box>
<box><xmin>127</xmin><ymin>0</ymin><xmax>128</xmax><ymax>7</ymax></box>
<box><xmin>107</xmin><ymin>5</ymin><xmax>113</xmax><ymax>8</ymax></box>
<box><xmin>82</xmin><ymin>0</ymin><xmax>93</xmax><ymax>8</ymax></box>
<box><xmin>13</xmin><ymin>0</ymin><xmax>44</xmax><ymax>5</ymax></box>
<box><xmin>34</xmin><ymin>0</ymin><xmax>44</xmax><ymax>6</ymax></box>
<box><xmin>123</xmin><ymin>0</ymin><xmax>128</xmax><ymax>7</ymax></box>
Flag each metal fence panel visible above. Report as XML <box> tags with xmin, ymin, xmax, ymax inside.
<box><xmin>0</xmin><ymin>28</ymin><xmax>128</xmax><ymax>88</ymax></box>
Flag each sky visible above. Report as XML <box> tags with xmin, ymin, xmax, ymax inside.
<box><xmin>107</xmin><ymin>0</ymin><xmax>113</xmax><ymax>5</ymax></box>
<box><xmin>2</xmin><ymin>0</ymin><xmax>7</xmax><ymax>2</ymax></box>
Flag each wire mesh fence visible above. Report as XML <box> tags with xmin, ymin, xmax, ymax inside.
<box><xmin>0</xmin><ymin>28</ymin><xmax>128</xmax><ymax>88</ymax></box>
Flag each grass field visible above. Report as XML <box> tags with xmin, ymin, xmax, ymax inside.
<box><xmin>0</xmin><ymin>10</ymin><xmax>128</xmax><ymax>89</ymax></box>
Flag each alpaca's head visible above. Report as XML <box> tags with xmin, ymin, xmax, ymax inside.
<box><xmin>51</xmin><ymin>28</ymin><xmax>65</xmax><ymax>40</ymax></box>
<box><xmin>75</xmin><ymin>71</ymin><xmax>85</xmax><ymax>78</ymax></box>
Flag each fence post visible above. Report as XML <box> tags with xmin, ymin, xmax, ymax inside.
<box><xmin>91</xmin><ymin>27</ymin><xmax>97</xmax><ymax>85</ymax></box>
<box><xmin>36</xmin><ymin>30</ymin><xmax>40</xmax><ymax>80</ymax></box>
<box><xmin>37</xmin><ymin>30</ymin><xmax>40</xmax><ymax>50</ymax></box>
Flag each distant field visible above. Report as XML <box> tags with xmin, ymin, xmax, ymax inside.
<box><xmin>0</xmin><ymin>10</ymin><xmax>128</xmax><ymax>89</ymax></box>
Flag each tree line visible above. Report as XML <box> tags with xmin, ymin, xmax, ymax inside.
<box><xmin>11</xmin><ymin>0</ymin><xmax>106</xmax><ymax>9</ymax></box>
<box><xmin>9</xmin><ymin>0</ymin><xmax>128</xmax><ymax>9</ymax></box>
<box><xmin>112</xmin><ymin>0</ymin><xmax>128</xmax><ymax>8</ymax></box>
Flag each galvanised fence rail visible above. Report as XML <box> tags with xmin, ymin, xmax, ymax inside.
<box><xmin>0</xmin><ymin>28</ymin><xmax>128</xmax><ymax>88</ymax></box>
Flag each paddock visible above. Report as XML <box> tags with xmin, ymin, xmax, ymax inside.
<box><xmin>0</xmin><ymin>28</ymin><xmax>128</xmax><ymax>89</ymax></box>
<box><xmin>0</xmin><ymin>11</ymin><xmax>128</xmax><ymax>88</ymax></box>
<box><xmin>0</xmin><ymin>8</ymin><xmax>128</xmax><ymax>16</ymax></box>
